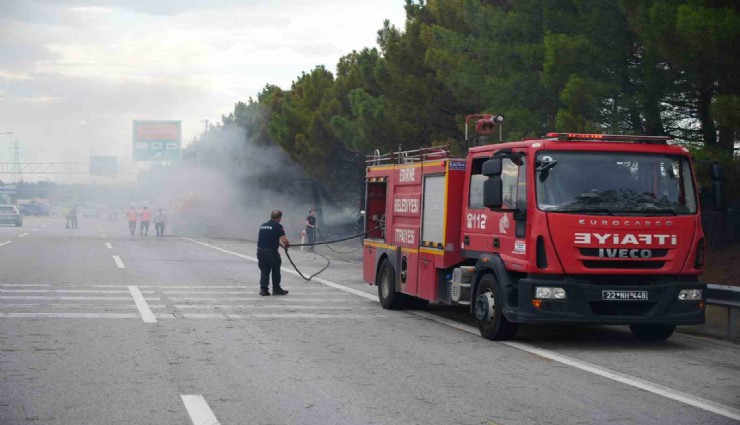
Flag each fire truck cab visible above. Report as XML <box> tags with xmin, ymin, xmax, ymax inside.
<box><xmin>363</xmin><ymin>115</ymin><xmax>726</xmax><ymax>341</ymax></box>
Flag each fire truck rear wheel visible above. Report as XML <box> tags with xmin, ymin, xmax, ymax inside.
<box><xmin>475</xmin><ymin>274</ymin><xmax>518</xmax><ymax>340</ymax></box>
<box><xmin>629</xmin><ymin>324</ymin><xmax>675</xmax><ymax>341</ymax></box>
<box><xmin>377</xmin><ymin>258</ymin><xmax>404</xmax><ymax>310</ymax></box>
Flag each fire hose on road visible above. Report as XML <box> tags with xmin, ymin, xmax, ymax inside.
<box><xmin>283</xmin><ymin>226</ymin><xmax>382</xmax><ymax>282</ymax></box>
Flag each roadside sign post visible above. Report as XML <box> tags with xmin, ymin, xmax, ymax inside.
<box><xmin>132</xmin><ymin>120</ymin><xmax>181</xmax><ymax>162</ymax></box>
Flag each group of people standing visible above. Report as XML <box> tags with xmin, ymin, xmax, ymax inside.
<box><xmin>126</xmin><ymin>206</ymin><xmax>167</xmax><ymax>237</ymax></box>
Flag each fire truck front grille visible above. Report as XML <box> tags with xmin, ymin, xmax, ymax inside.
<box><xmin>582</xmin><ymin>260</ymin><xmax>665</xmax><ymax>269</ymax></box>
<box><xmin>589</xmin><ymin>301</ymin><xmax>657</xmax><ymax>316</ymax></box>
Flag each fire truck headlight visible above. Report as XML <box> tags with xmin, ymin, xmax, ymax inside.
<box><xmin>678</xmin><ymin>289</ymin><xmax>702</xmax><ymax>301</ymax></box>
<box><xmin>535</xmin><ymin>287</ymin><xmax>552</xmax><ymax>299</ymax></box>
<box><xmin>535</xmin><ymin>287</ymin><xmax>566</xmax><ymax>300</ymax></box>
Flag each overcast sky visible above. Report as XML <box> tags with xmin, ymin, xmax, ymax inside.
<box><xmin>0</xmin><ymin>0</ymin><xmax>406</xmax><ymax>182</ymax></box>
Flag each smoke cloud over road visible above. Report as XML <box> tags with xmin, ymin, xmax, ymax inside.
<box><xmin>134</xmin><ymin>124</ymin><xmax>360</xmax><ymax>242</ymax></box>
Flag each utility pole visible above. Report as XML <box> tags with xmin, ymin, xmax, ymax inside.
<box><xmin>0</xmin><ymin>132</ymin><xmax>12</xmax><ymax>186</ymax></box>
<box><xmin>8</xmin><ymin>137</ymin><xmax>22</xmax><ymax>183</ymax></box>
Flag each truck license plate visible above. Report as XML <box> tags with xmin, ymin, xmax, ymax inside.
<box><xmin>602</xmin><ymin>290</ymin><xmax>648</xmax><ymax>301</ymax></box>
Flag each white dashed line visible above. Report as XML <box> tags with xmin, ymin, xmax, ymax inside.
<box><xmin>0</xmin><ymin>241</ymin><xmax>12</xmax><ymax>247</ymax></box>
<box><xmin>181</xmin><ymin>395</ymin><xmax>221</xmax><ymax>425</ymax></box>
<box><xmin>128</xmin><ymin>286</ymin><xmax>157</xmax><ymax>323</ymax></box>
<box><xmin>31</xmin><ymin>228</ymin><xmax>38</xmax><ymax>232</ymax></box>
<box><xmin>186</xmin><ymin>237</ymin><xmax>740</xmax><ymax>422</ymax></box>
<box><xmin>112</xmin><ymin>255</ymin><xmax>125</xmax><ymax>268</ymax></box>
<box><xmin>105</xmin><ymin>242</ymin><xmax>113</xmax><ymax>249</ymax></box>
<box><xmin>18</xmin><ymin>233</ymin><xmax>28</xmax><ymax>238</ymax></box>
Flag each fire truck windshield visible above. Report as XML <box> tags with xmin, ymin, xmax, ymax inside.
<box><xmin>535</xmin><ymin>151</ymin><xmax>697</xmax><ymax>215</ymax></box>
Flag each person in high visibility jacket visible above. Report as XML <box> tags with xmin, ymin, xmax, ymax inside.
<box><xmin>140</xmin><ymin>206</ymin><xmax>152</xmax><ymax>236</ymax></box>
<box><xmin>127</xmin><ymin>206</ymin><xmax>138</xmax><ymax>236</ymax></box>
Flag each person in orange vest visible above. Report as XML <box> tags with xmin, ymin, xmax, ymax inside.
<box><xmin>127</xmin><ymin>206</ymin><xmax>138</xmax><ymax>236</ymax></box>
<box><xmin>140</xmin><ymin>206</ymin><xmax>152</xmax><ymax>236</ymax></box>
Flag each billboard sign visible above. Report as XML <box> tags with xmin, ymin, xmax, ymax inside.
<box><xmin>89</xmin><ymin>156</ymin><xmax>117</xmax><ymax>175</ymax></box>
<box><xmin>132</xmin><ymin>120</ymin><xmax>181</xmax><ymax>162</ymax></box>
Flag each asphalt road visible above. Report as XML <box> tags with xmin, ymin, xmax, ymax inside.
<box><xmin>0</xmin><ymin>216</ymin><xmax>738</xmax><ymax>425</ymax></box>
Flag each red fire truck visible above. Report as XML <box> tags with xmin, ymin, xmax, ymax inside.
<box><xmin>362</xmin><ymin>114</ymin><xmax>726</xmax><ymax>341</ymax></box>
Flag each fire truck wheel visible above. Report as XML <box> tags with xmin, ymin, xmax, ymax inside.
<box><xmin>475</xmin><ymin>274</ymin><xmax>518</xmax><ymax>340</ymax></box>
<box><xmin>377</xmin><ymin>259</ymin><xmax>405</xmax><ymax>310</ymax></box>
<box><xmin>629</xmin><ymin>324</ymin><xmax>675</xmax><ymax>341</ymax></box>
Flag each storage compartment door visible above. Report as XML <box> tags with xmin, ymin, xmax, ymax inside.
<box><xmin>421</xmin><ymin>175</ymin><xmax>446</xmax><ymax>246</ymax></box>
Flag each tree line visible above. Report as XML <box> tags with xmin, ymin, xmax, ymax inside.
<box><xmin>191</xmin><ymin>0</ymin><xmax>740</xmax><ymax>203</ymax></box>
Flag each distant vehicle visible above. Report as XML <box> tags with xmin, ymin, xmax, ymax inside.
<box><xmin>0</xmin><ymin>205</ymin><xmax>23</xmax><ymax>227</ymax></box>
<box><xmin>19</xmin><ymin>203</ymin><xmax>50</xmax><ymax>216</ymax></box>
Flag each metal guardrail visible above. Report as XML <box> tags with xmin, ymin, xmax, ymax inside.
<box><xmin>706</xmin><ymin>284</ymin><xmax>740</xmax><ymax>339</ymax></box>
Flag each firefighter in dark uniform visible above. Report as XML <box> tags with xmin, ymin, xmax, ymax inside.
<box><xmin>257</xmin><ymin>210</ymin><xmax>290</xmax><ymax>296</ymax></box>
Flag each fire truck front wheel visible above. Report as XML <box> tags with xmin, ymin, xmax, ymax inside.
<box><xmin>377</xmin><ymin>258</ymin><xmax>405</xmax><ymax>310</ymax></box>
<box><xmin>475</xmin><ymin>274</ymin><xmax>518</xmax><ymax>340</ymax></box>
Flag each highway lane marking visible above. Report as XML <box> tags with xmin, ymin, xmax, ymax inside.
<box><xmin>0</xmin><ymin>313</ymin><xmax>140</xmax><ymax>318</ymax></box>
<box><xmin>0</xmin><ymin>289</ymin><xmax>129</xmax><ymax>293</ymax></box>
<box><xmin>173</xmin><ymin>313</ymin><xmax>388</xmax><ymax>319</ymax></box>
<box><xmin>0</xmin><ymin>311</ymin><xmax>386</xmax><ymax>320</ymax></box>
<box><xmin>148</xmin><ymin>304</ymin><xmax>359</xmax><ymax>310</ymax></box>
<box><xmin>184</xmin><ymin>238</ymin><xmax>375</xmax><ymax>301</ymax></box>
<box><xmin>18</xmin><ymin>233</ymin><xmax>28</xmax><ymax>238</ymax></box>
<box><xmin>181</xmin><ymin>395</ymin><xmax>221</xmax><ymax>425</ymax></box>
<box><xmin>0</xmin><ymin>284</ymin><xmax>49</xmax><ymax>287</ymax></box>
<box><xmin>0</xmin><ymin>241</ymin><xmax>12</xmax><ymax>247</ymax></box>
<box><xmin>186</xmin><ymin>237</ymin><xmax>740</xmax><ymax>422</ymax></box>
<box><xmin>0</xmin><ymin>296</ymin><xmax>139</xmax><ymax>300</ymax></box>
<box><xmin>93</xmin><ymin>285</ymin><xmax>261</xmax><ymax>289</ymax></box>
<box><xmin>105</xmin><ymin>242</ymin><xmax>113</xmax><ymax>249</ymax></box>
<box><xmin>0</xmin><ymin>304</ymin><xmax>364</xmax><ymax>311</ymax></box>
<box><xmin>101</xmin><ymin>234</ymin><xmax>107</xmax><ymax>239</ymax></box>
<box><xmin>146</xmin><ymin>297</ymin><xmax>349</xmax><ymax>302</ymax></box>
<box><xmin>128</xmin><ymin>286</ymin><xmax>157</xmax><ymax>323</ymax></box>
<box><xmin>31</xmin><ymin>228</ymin><xmax>38</xmax><ymax>232</ymax></box>
<box><xmin>138</xmin><ymin>290</ymin><xmax>350</xmax><ymax>296</ymax></box>
<box><xmin>113</xmin><ymin>255</ymin><xmax>125</xmax><ymax>268</ymax></box>
<box><xmin>0</xmin><ymin>295</ymin><xmax>349</xmax><ymax>302</ymax></box>
<box><xmin>0</xmin><ymin>304</ymin><xmax>140</xmax><ymax>308</ymax></box>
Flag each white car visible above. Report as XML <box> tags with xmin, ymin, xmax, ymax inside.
<box><xmin>0</xmin><ymin>205</ymin><xmax>23</xmax><ymax>227</ymax></box>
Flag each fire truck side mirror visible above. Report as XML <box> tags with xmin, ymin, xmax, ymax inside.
<box><xmin>482</xmin><ymin>158</ymin><xmax>503</xmax><ymax>208</ymax></box>
<box><xmin>483</xmin><ymin>178</ymin><xmax>503</xmax><ymax>209</ymax></box>
<box><xmin>482</xmin><ymin>158</ymin><xmax>502</xmax><ymax>176</ymax></box>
